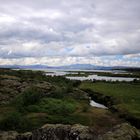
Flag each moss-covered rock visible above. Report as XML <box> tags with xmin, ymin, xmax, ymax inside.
<box><xmin>0</xmin><ymin>74</ymin><xmax>53</xmax><ymax>105</ymax></box>
<box><xmin>0</xmin><ymin>131</ymin><xmax>18</xmax><ymax>140</ymax></box>
<box><xmin>98</xmin><ymin>123</ymin><xmax>140</xmax><ymax>140</ymax></box>
<box><xmin>32</xmin><ymin>124</ymin><xmax>93</xmax><ymax>140</ymax></box>
<box><xmin>0</xmin><ymin>123</ymin><xmax>140</xmax><ymax>140</ymax></box>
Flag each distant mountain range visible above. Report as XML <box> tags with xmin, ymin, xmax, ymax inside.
<box><xmin>0</xmin><ymin>64</ymin><xmax>140</xmax><ymax>71</ymax></box>
<box><xmin>53</xmin><ymin>64</ymin><xmax>113</xmax><ymax>70</ymax></box>
<box><xmin>0</xmin><ymin>64</ymin><xmax>52</xmax><ymax>69</ymax></box>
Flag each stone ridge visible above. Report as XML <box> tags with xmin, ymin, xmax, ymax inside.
<box><xmin>0</xmin><ymin>74</ymin><xmax>53</xmax><ymax>104</ymax></box>
<box><xmin>0</xmin><ymin>123</ymin><xmax>140</xmax><ymax>140</ymax></box>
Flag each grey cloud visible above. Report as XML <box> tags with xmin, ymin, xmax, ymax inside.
<box><xmin>0</xmin><ymin>0</ymin><xmax>140</xmax><ymax>63</ymax></box>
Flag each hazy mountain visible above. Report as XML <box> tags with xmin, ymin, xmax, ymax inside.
<box><xmin>0</xmin><ymin>64</ymin><xmax>139</xmax><ymax>70</ymax></box>
<box><xmin>55</xmin><ymin>64</ymin><xmax>112</xmax><ymax>70</ymax></box>
<box><xmin>0</xmin><ymin>65</ymin><xmax>52</xmax><ymax>69</ymax></box>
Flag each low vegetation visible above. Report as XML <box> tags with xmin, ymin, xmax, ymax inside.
<box><xmin>80</xmin><ymin>81</ymin><xmax>140</xmax><ymax>127</ymax></box>
<box><xmin>1</xmin><ymin>68</ymin><xmax>139</xmax><ymax>133</ymax></box>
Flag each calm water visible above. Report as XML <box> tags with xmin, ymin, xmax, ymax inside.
<box><xmin>14</xmin><ymin>68</ymin><xmax>137</xmax><ymax>81</ymax></box>
<box><xmin>66</xmin><ymin>75</ymin><xmax>136</xmax><ymax>82</ymax></box>
<box><xmin>90</xmin><ymin>100</ymin><xmax>108</xmax><ymax>109</ymax></box>
<box><xmin>45</xmin><ymin>69</ymin><xmax>137</xmax><ymax>82</ymax></box>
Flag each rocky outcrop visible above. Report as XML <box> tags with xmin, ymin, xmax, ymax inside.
<box><xmin>32</xmin><ymin>124</ymin><xmax>94</xmax><ymax>140</ymax></box>
<box><xmin>0</xmin><ymin>131</ymin><xmax>18</xmax><ymax>140</ymax></box>
<box><xmin>0</xmin><ymin>123</ymin><xmax>140</xmax><ymax>140</ymax></box>
<box><xmin>0</xmin><ymin>124</ymin><xmax>94</xmax><ymax>140</ymax></box>
<box><xmin>0</xmin><ymin>75</ymin><xmax>53</xmax><ymax>104</ymax></box>
<box><xmin>98</xmin><ymin>123</ymin><xmax>140</xmax><ymax>140</ymax></box>
<box><xmin>17</xmin><ymin>132</ymin><xmax>32</xmax><ymax>140</ymax></box>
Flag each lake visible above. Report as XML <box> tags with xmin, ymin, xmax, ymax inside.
<box><xmin>45</xmin><ymin>69</ymin><xmax>137</xmax><ymax>82</ymax></box>
<box><xmin>90</xmin><ymin>100</ymin><xmax>108</xmax><ymax>109</ymax></box>
<box><xmin>66</xmin><ymin>75</ymin><xmax>136</xmax><ymax>82</ymax></box>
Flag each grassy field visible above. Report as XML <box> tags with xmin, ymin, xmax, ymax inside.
<box><xmin>80</xmin><ymin>82</ymin><xmax>140</xmax><ymax>119</ymax></box>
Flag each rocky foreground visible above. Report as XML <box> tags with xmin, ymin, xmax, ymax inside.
<box><xmin>0</xmin><ymin>123</ymin><xmax>140</xmax><ymax>140</ymax></box>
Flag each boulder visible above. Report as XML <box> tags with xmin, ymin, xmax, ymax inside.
<box><xmin>16</xmin><ymin>132</ymin><xmax>32</xmax><ymax>140</ymax></box>
<box><xmin>32</xmin><ymin>124</ymin><xmax>93</xmax><ymax>140</ymax></box>
<box><xmin>0</xmin><ymin>131</ymin><xmax>18</xmax><ymax>140</ymax></box>
<box><xmin>0</xmin><ymin>74</ymin><xmax>53</xmax><ymax>105</ymax></box>
<box><xmin>0</xmin><ymin>123</ymin><xmax>140</xmax><ymax>140</ymax></box>
<box><xmin>98</xmin><ymin>123</ymin><xmax>140</xmax><ymax>140</ymax></box>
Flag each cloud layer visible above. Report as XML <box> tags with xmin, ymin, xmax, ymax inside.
<box><xmin>0</xmin><ymin>0</ymin><xmax>140</xmax><ymax>66</ymax></box>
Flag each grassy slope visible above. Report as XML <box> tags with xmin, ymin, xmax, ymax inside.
<box><xmin>80</xmin><ymin>82</ymin><xmax>140</xmax><ymax>118</ymax></box>
<box><xmin>0</xmin><ymin>98</ymin><xmax>121</xmax><ymax>133</ymax></box>
<box><xmin>0</xmin><ymin>69</ymin><xmax>121</xmax><ymax>133</ymax></box>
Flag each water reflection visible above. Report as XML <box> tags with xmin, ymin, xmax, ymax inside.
<box><xmin>90</xmin><ymin>100</ymin><xmax>108</xmax><ymax>109</ymax></box>
<box><xmin>45</xmin><ymin>70</ymin><xmax>137</xmax><ymax>82</ymax></box>
<box><xmin>66</xmin><ymin>75</ymin><xmax>136</xmax><ymax>82</ymax></box>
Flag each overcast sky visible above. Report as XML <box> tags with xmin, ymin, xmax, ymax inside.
<box><xmin>0</xmin><ymin>0</ymin><xmax>140</xmax><ymax>66</ymax></box>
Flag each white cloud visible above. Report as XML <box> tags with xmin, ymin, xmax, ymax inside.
<box><xmin>0</xmin><ymin>56</ymin><xmax>140</xmax><ymax>67</ymax></box>
<box><xmin>0</xmin><ymin>0</ymin><xmax>140</xmax><ymax>66</ymax></box>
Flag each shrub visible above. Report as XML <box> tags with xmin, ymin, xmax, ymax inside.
<box><xmin>48</xmin><ymin>86</ymin><xmax>66</xmax><ymax>98</ymax></box>
<box><xmin>26</xmin><ymin>105</ymin><xmax>41</xmax><ymax>112</ymax></box>
<box><xmin>0</xmin><ymin>111</ymin><xmax>32</xmax><ymax>132</ymax></box>
<box><xmin>0</xmin><ymin>111</ymin><xmax>21</xmax><ymax>130</ymax></box>
<box><xmin>48</xmin><ymin>85</ymin><xmax>73</xmax><ymax>99</ymax></box>
<box><xmin>13</xmin><ymin>86</ymin><xmax>43</xmax><ymax>111</ymax></box>
<box><xmin>39</xmin><ymin>98</ymin><xmax>77</xmax><ymax>115</ymax></box>
<box><xmin>22</xmin><ymin>87</ymin><xmax>42</xmax><ymax>106</ymax></box>
<box><xmin>72</xmin><ymin>80</ymin><xmax>81</xmax><ymax>87</ymax></box>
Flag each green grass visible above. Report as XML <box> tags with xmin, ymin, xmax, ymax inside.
<box><xmin>80</xmin><ymin>82</ymin><xmax>140</xmax><ymax>118</ymax></box>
